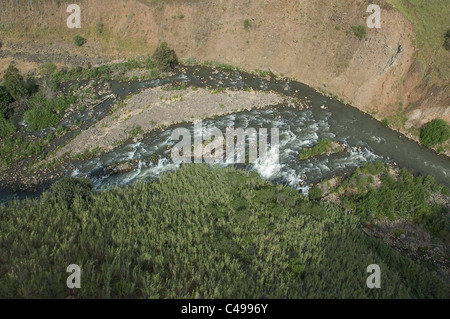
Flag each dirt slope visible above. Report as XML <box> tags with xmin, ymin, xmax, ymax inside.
<box><xmin>0</xmin><ymin>0</ymin><xmax>448</xmax><ymax>129</ymax></box>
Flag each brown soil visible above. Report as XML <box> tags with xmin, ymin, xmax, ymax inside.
<box><xmin>0</xmin><ymin>0</ymin><xmax>448</xmax><ymax>129</ymax></box>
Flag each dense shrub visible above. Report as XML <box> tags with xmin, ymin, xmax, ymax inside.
<box><xmin>24</xmin><ymin>105</ymin><xmax>59</xmax><ymax>130</ymax></box>
<box><xmin>309</xmin><ymin>185</ymin><xmax>323</xmax><ymax>200</ymax></box>
<box><xmin>0</xmin><ymin>165</ymin><xmax>446</xmax><ymax>298</ymax></box>
<box><xmin>43</xmin><ymin>177</ymin><xmax>93</xmax><ymax>209</ymax></box>
<box><xmin>3</xmin><ymin>64</ymin><xmax>28</xmax><ymax>100</ymax></box>
<box><xmin>73</xmin><ymin>35</ymin><xmax>87</xmax><ymax>47</ymax></box>
<box><xmin>420</xmin><ymin>119</ymin><xmax>450</xmax><ymax>148</ymax></box>
<box><xmin>299</xmin><ymin>139</ymin><xmax>337</xmax><ymax>160</ymax></box>
<box><xmin>0</xmin><ymin>111</ymin><xmax>16</xmax><ymax>137</ymax></box>
<box><xmin>352</xmin><ymin>25</ymin><xmax>366</xmax><ymax>40</ymax></box>
<box><xmin>152</xmin><ymin>42</ymin><xmax>178</xmax><ymax>72</ymax></box>
<box><xmin>0</xmin><ymin>86</ymin><xmax>14</xmax><ymax>118</ymax></box>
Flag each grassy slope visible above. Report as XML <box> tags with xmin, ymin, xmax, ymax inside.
<box><xmin>386</xmin><ymin>0</ymin><xmax>450</xmax><ymax>84</ymax></box>
<box><xmin>0</xmin><ymin>165</ymin><xmax>446</xmax><ymax>298</ymax></box>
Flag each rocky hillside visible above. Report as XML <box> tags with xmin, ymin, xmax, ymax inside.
<box><xmin>0</xmin><ymin>0</ymin><xmax>448</xmax><ymax>132</ymax></box>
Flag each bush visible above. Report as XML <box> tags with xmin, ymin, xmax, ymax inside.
<box><xmin>351</xmin><ymin>25</ymin><xmax>366</xmax><ymax>40</ymax></box>
<box><xmin>244</xmin><ymin>19</ymin><xmax>251</xmax><ymax>29</ymax></box>
<box><xmin>73</xmin><ymin>35</ymin><xmax>87</xmax><ymax>47</ymax></box>
<box><xmin>39</xmin><ymin>63</ymin><xmax>57</xmax><ymax>78</ymax></box>
<box><xmin>309</xmin><ymin>185</ymin><xmax>323</xmax><ymax>200</ymax></box>
<box><xmin>0</xmin><ymin>111</ymin><xmax>16</xmax><ymax>137</ymax></box>
<box><xmin>444</xmin><ymin>29</ymin><xmax>450</xmax><ymax>51</ymax></box>
<box><xmin>43</xmin><ymin>177</ymin><xmax>93</xmax><ymax>209</ymax></box>
<box><xmin>152</xmin><ymin>42</ymin><xmax>178</xmax><ymax>72</ymax></box>
<box><xmin>24</xmin><ymin>105</ymin><xmax>59</xmax><ymax>131</ymax></box>
<box><xmin>420</xmin><ymin>119</ymin><xmax>450</xmax><ymax>148</ymax></box>
<box><xmin>0</xmin><ymin>86</ymin><xmax>14</xmax><ymax>118</ymax></box>
<box><xmin>382</xmin><ymin>118</ymin><xmax>389</xmax><ymax>127</ymax></box>
<box><xmin>3</xmin><ymin>64</ymin><xmax>28</xmax><ymax>101</ymax></box>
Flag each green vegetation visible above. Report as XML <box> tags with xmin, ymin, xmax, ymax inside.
<box><xmin>73</xmin><ymin>35</ymin><xmax>87</xmax><ymax>47</ymax></box>
<box><xmin>0</xmin><ymin>86</ymin><xmax>14</xmax><ymax>118</ymax></box>
<box><xmin>337</xmin><ymin>162</ymin><xmax>449</xmax><ymax>238</ymax></box>
<box><xmin>42</xmin><ymin>177</ymin><xmax>93</xmax><ymax>209</ymax></box>
<box><xmin>24</xmin><ymin>105</ymin><xmax>59</xmax><ymax>131</ymax></box>
<box><xmin>444</xmin><ymin>29</ymin><xmax>450</xmax><ymax>51</ymax></box>
<box><xmin>3</xmin><ymin>64</ymin><xmax>28</xmax><ymax>101</ymax></box>
<box><xmin>299</xmin><ymin>139</ymin><xmax>340</xmax><ymax>160</ymax></box>
<box><xmin>0</xmin><ymin>111</ymin><xmax>16</xmax><ymax>137</ymax></box>
<box><xmin>39</xmin><ymin>63</ymin><xmax>57</xmax><ymax>78</ymax></box>
<box><xmin>309</xmin><ymin>185</ymin><xmax>323</xmax><ymax>200</ymax></box>
<box><xmin>24</xmin><ymin>93</ymin><xmax>76</xmax><ymax>130</ymax></box>
<box><xmin>381</xmin><ymin>118</ymin><xmax>389</xmax><ymax>127</ymax></box>
<box><xmin>178</xmin><ymin>14</ymin><xmax>184</xmax><ymax>19</ymax></box>
<box><xmin>152</xmin><ymin>42</ymin><xmax>178</xmax><ymax>72</ymax></box>
<box><xmin>244</xmin><ymin>19</ymin><xmax>251</xmax><ymax>29</ymax></box>
<box><xmin>0</xmin><ymin>165</ymin><xmax>446</xmax><ymax>298</ymax></box>
<box><xmin>420</xmin><ymin>119</ymin><xmax>450</xmax><ymax>148</ymax></box>
<box><xmin>351</xmin><ymin>25</ymin><xmax>366</xmax><ymax>40</ymax></box>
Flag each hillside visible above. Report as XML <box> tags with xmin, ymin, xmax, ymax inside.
<box><xmin>0</xmin><ymin>0</ymin><xmax>448</xmax><ymax>136</ymax></box>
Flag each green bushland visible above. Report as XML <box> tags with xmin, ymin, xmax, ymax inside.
<box><xmin>73</xmin><ymin>35</ymin><xmax>86</xmax><ymax>47</ymax></box>
<box><xmin>299</xmin><ymin>139</ymin><xmax>339</xmax><ymax>160</ymax></box>
<box><xmin>420</xmin><ymin>119</ymin><xmax>450</xmax><ymax>148</ymax></box>
<box><xmin>0</xmin><ymin>165</ymin><xmax>446</xmax><ymax>298</ymax></box>
<box><xmin>152</xmin><ymin>42</ymin><xmax>178</xmax><ymax>72</ymax></box>
<box><xmin>24</xmin><ymin>105</ymin><xmax>59</xmax><ymax>131</ymax></box>
<box><xmin>351</xmin><ymin>25</ymin><xmax>366</xmax><ymax>40</ymax></box>
<box><xmin>24</xmin><ymin>93</ymin><xmax>76</xmax><ymax>131</ymax></box>
<box><xmin>340</xmin><ymin>163</ymin><xmax>449</xmax><ymax>238</ymax></box>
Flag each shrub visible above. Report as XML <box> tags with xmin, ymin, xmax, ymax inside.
<box><xmin>309</xmin><ymin>185</ymin><xmax>323</xmax><ymax>200</ymax></box>
<box><xmin>39</xmin><ymin>63</ymin><xmax>57</xmax><ymax>78</ymax></box>
<box><xmin>178</xmin><ymin>14</ymin><xmax>184</xmax><ymax>19</ymax></box>
<box><xmin>444</xmin><ymin>29</ymin><xmax>450</xmax><ymax>51</ymax></box>
<box><xmin>382</xmin><ymin>118</ymin><xmax>389</xmax><ymax>127</ymax></box>
<box><xmin>3</xmin><ymin>64</ymin><xmax>28</xmax><ymax>100</ymax></box>
<box><xmin>24</xmin><ymin>105</ymin><xmax>59</xmax><ymax>130</ymax></box>
<box><xmin>420</xmin><ymin>119</ymin><xmax>450</xmax><ymax>148</ymax></box>
<box><xmin>244</xmin><ymin>19</ymin><xmax>251</xmax><ymax>29</ymax></box>
<box><xmin>0</xmin><ymin>86</ymin><xmax>14</xmax><ymax>118</ymax></box>
<box><xmin>43</xmin><ymin>177</ymin><xmax>93</xmax><ymax>209</ymax></box>
<box><xmin>351</xmin><ymin>25</ymin><xmax>366</xmax><ymax>40</ymax></box>
<box><xmin>0</xmin><ymin>110</ymin><xmax>16</xmax><ymax>137</ymax></box>
<box><xmin>152</xmin><ymin>42</ymin><xmax>178</xmax><ymax>72</ymax></box>
<box><xmin>73</xmin><ymin>35</ymin><xmax>87</xmax><ymax>47</ymax></box>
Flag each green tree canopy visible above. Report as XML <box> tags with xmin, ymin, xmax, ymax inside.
<box><xmin>3</xmin><ymin>64</ymin><xmax>29</xmax><ymax>101</ymax></box>
<box><xmin>152</xmin><ymin>42</ymin><xmax>178</xmax><ymax>72</ymax></box>
<box><xmin>420</xmin><ymin>119</ymin><xmax>450</xmax><ymax>148</ymax></box>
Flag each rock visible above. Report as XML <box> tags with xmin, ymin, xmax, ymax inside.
<box><xmin>399</xmin><ymin>234</ymin><xmax>406</xmax><ymax>239</ymax></box>
<box><xmin>433</xmin><ymin>247</ymin><xmax>440</xmax><ymax>252</ymax></box>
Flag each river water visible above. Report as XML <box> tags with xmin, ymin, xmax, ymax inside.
<box><xmin>1</xmin><ymin>66</ymin><xmax>449</xmax><ymax>203</ymax></box>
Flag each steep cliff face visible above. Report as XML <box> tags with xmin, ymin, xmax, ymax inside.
<box><xmin>0</xmin><ymin>0</ymin><xmax>448</xmax><ymax>129</ymax></box>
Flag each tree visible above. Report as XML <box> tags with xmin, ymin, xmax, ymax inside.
<box><xmin>43</xmin><ymin>177</ymin><xmax>93</xmax><ymax>209</ymax></box>
<box><xmin>3</xmin><ymin>64</ymin><xmax>28</xmax><ymax>101</ymax></box>
<box><xmin>152</xmin><ymin>42</ymin><xmax>178</xmax><ymax>72</ymax></box>
<box><xmin>420</xmin><ymin>119</ymin><xmax>450</xmax><ymax>148</ymax></box>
